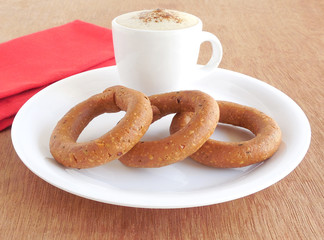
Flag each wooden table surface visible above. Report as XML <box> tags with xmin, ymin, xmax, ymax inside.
<box><xmin>1</xmin><ymin>0</ymin><xmax>323</xmax><ymax>239</ymax></box>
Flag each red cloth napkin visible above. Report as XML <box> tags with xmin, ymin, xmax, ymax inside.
<box><xmin>0</xmin><ymin>20</ymin><xmax>115</xmax><ymax>131</ymax></box>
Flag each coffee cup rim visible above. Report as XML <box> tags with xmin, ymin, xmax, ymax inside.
<box><xmin>111</xmin><ymin>15</ymin><xmax>202</xmax><ymax>33</ymax></box>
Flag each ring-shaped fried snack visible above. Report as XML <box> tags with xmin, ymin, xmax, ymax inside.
<box><xmin>119</xmin><ymin>90</ymin><xmax>220</xmax><ymax>168</ymax></box>
<box><xmin>49</xmin><ymin>85</ymin><xmax>152</xmax><ymax>168</ymax></box>
<box><xmin>170</xmin><ymin>101</ymin><xmax>282</xmax><ymax>168</ymax></box>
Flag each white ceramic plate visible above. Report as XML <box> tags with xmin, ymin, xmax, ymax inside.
<box><xmin>11</xmin><ymin>66</ymin><xmax>311</xmax><ymax>209</ymax></box>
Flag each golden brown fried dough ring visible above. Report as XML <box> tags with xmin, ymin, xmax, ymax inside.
<box><xmin>170</xmin><ymin>101</ymin><xmax>282</xmax><ymax>168</ymax></box>
<box><xmin>119</xmin><ymin>91</ymin><xmax>220</xmax><ymax>168</ymax></box>
<box><xmin>49</xmin><ymin>86</ymin><xmax>152</xmax><ymax>168</ymax></box>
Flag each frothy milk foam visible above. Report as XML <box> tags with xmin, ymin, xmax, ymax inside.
<box><xmin>115</xmin><ymin>9</ymin><xmax>199</xmax><ymax>30</ymax></box>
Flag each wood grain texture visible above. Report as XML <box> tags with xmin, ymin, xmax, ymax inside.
<box><xmin>1</xmin><ymin>0</ymin><xmax>323</xmax><ymax>239</ymax></box>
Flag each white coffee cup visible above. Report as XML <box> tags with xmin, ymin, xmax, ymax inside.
<box><xmin>112</xmin><ymin>9</ymin><xmax>223</xmax><ymax>95</ymax></box>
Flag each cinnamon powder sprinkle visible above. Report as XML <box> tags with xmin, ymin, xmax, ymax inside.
<box><xmin>139</xmin><ymin>9</ymin><xmax>183</xmax><ymax>24</ymax></box>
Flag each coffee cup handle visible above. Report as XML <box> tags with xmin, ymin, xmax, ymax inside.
<box><xmin>197</xmin><ymin>31</ymin><xmax>223</xmax><ymax>75</ymax></box>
